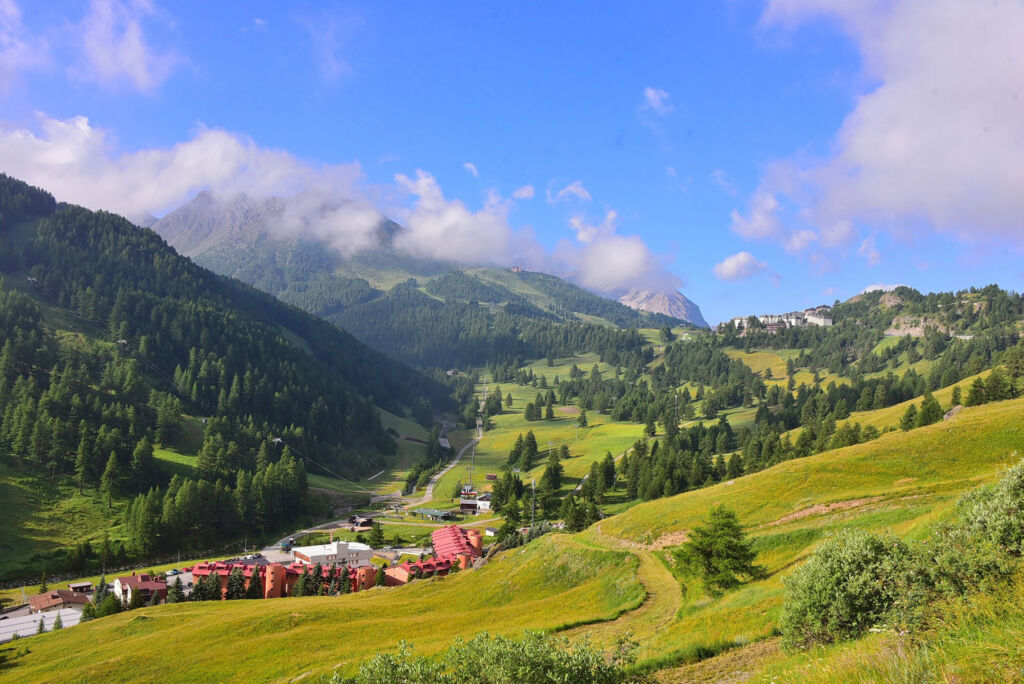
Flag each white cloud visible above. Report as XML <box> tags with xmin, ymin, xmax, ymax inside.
<box><xmin>557</xmin><ymin>210</ymin><xmax>679</xmax><ymax>293</ymax></box>
<box><xmin>297</xmin><ymin>10</ymin><xmax>359</xmax><ymax>83</ymax></box>
<box><xmin>390</xmin><ymin>170</ymin><xmax>522</xmax><ymax>264</ymax></box>
<box><xmin>710</xmin><ymin>169</ymin><xmax>737</xmax><ymax>196</ymax></box>
<box><xmin>0</xmin><ymin>0</ymin><xmax>49</xmax><ymax>88</ymax></box>
<box><xmin>862</xmin><ymin>283</ymin><xmax>903</xmax><ymax>293</ymax></box>
<box><xmin>713</xmin><ymin>251</ymin><xmax>768</xmax><ymax>281</ymax></box>
<box><xmin>785</xmin><ymin>229</ymin><xmax>817</xmax><ymax>253</ymax></box>
<box><xmin>750</xmin><ymin>0</ymin><xmax>1024</xmax><ymax>253</ymax></box>
<box><xmin>547</xmin><ymin>180</ymin><xmax>591</xmax><ymax>203</ymax></box>
<box><xmin>462</xmin><ymin>161</ymin><xmax>478</xmax><ymax>178</ymax></box>
<box><xmin>0</xmin><ymin>113</ymin><xmax>362</xmax><ymax>218</ymax></box>
<box><xmin>512</xmin><ymin>184</ymin><xmax>534</xmax><ymax>200</ymax></box>
<box><xmin>730</xmin><ymin>190</ymin><xmax>781</xmax><ymax>240</ymax></box>
<box><xmin>858</xmin><ymin>234</ymin><xmax>881</xmax><ymax>266</ymax></box>
<box><xmin>70</xmin><ymin>0</ymin><xmax>180</xmax><ymax>93</ymax></box>
<box><xmin>666</xmin><ymin>166</ymin><xmax>677</xmax><ymax>178</ymax></box>
<box><xmin>641</xmin><ymin>86</ymin><xmax>673</xmax><ymax>115</ymax></box>
<box><xmin>0</xmin><ymin>112</ymin><xmax>682</xmax><ymax>293</ymax></box>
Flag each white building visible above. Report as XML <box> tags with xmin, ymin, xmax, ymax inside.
<box><xmin>291</xmin><ymin>540</ymin><xmax>374</xmax><ymax>566</ymax></box>
<box><xmin>805</xmin><ymin>312</ymin><xmax>833</xmax><ymax>326</ymax></box>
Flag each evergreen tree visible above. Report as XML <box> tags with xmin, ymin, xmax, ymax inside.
<box><xmin>374</xmin><ymin>564</ymin><xmax>387</xmax><ymax>587</ymax></box>
<box><xmin>899</xmin><ymin>403</ymin><xmax>918</xmax><ymax>431</ymax></box>
<box><xmin>916</xmin><ymin>392</ymin><xmax>944</xmax><ymax>427</ymax></box>
<box><xmin>245</xmin><ymin>571</ymin><xmax>263</xmax><ymax>599</ymax></box>
<box><xmin>577</xmin><ymin>409</ymin><xmax>588</xmax><ymax>427</ymax></box>
<box><xmin>226</xmin><ymin>567</ymin><xmax>247</xmax><ymax>599</ymax></box>
<box><xmin>674</xmin><ymin>505</ymin><xmax>766</xmax><ymax>596</ymax></box>
<box><xmin>167</xmin><ymin>577</ymin><xmax>185</xmax><ymax>603</ymax></box>
<box><xmin>368</xmin><ymin>522</ymin><xmax>385</xmax><ymax>548</ymax></box>
<box><xmin>53</xmin><ymin>612</ymin><xmax>63</xmax><ymax>630</ymax></box>
<box><xmin>100</xmin><ymin>451</ymin><xmax>122</xmax><ymax>509</ymax></box>
<box><xmin>38</xmin><ymin>571</ymin><xmax>48</xmax><ymax>593</ymax></box>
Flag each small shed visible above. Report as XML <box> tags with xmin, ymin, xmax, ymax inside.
<box><xmin>416</xmin><ymin>508</ymin><xmax>454</xmax><ymax>521</ymax></box>
<box><xmin>485</xmin><ymin>473</ymin><xmax>497</xmax><ymax>481</ymax></box>
<box><xmin>484</xmin><ymin>527</ymin><xmax>498</xmax><ymax>537</ymax></box>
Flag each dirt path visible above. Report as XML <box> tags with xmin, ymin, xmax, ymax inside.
<box><xmin>562</xmin><ymin>547</ymin><xmax>682</xmax><ymax>660</ymax></box>
<box><xmin>654</xmin><ymin>638</ymin><xmax>783</xmax><ymax>683</ymax></box>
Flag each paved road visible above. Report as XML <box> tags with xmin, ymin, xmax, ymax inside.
<box><xmin>406</xmin><ymin>435</ymin><xmax>480</xmax><ymax>507</ymax></box>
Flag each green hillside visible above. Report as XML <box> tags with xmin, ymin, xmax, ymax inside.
<box><xmin>6</xmin><ymin>396</ymin><xmax>1022</xmax><ymax>681</ymax></box>
<box><xmin>148</xmin><ymin>192</ymin><xmax>687</xmax><ymax>369</ymax></box>
<box><xmin>0</xmin><ymin>174</ymin><xmax>446</xmax><ymax>582</ymax></box>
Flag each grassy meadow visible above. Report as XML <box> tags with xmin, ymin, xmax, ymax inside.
<box><xmin>2</xmin><ymin>535</ymin><xmax>644</xmax><ymax>682</ymax></box>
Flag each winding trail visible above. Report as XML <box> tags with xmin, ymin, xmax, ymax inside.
<box><xmin>406</xmin><ymin>435</ymin><xmax>480</xmax><ymax>508</ymax></box>
<box><xmin>562</xmin><ymin>546</ymin><xmax>682</xmax><ymax>658</ymax></box>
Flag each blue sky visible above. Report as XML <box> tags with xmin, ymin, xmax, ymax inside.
<box><xmin>2</xmin><ymin>0</ymin><xmax>1023</xmax><ymax>324</ymax></box>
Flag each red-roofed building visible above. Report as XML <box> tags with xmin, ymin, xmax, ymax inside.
<box><xmin>28</xmin><ymin>590</ymin><xmax>91</xmax><ymax>614</ymax></box>
<box><xmin>187</xmin><ymin>560</ymin><xmax>379</xmax><ymax>599</ymax></box>
<box><xmin>431</xmin><ymin>524</ymin><xmax>483</xmax><ymax>563</ymax></box>
<box><xmin>112</xmin><ymin>573</ymin><xmax>167</xmax><ymax>605</ymax></box>
<box><xmin>383</xmin><ymin>557</ymin><xmax>455</xmax><ymax>586</ymax></box>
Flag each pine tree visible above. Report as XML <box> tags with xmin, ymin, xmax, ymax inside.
<box><xmin>38</xmin><ymin>571</ymin><xmax>48</xmax><ymax>593</ymax></box>
<box><xmin>226</xmin><ymin>567</ymin><xmax>247</xmax><ymax>599</ymax></box>
<box><xmin>245</xmin><ymin>570</ymin><xmax>263</xmax><ymax>599</ymax></box>
<box><xmin>674</xmin><ymin>505</ymin><xmax>765</xmax><ymax>596</ymax></box>
<box><xmin>916</xmin><ymin>392</ymin><xmax>944</xmax><ymax>427</ymax></box>
<box><xmin>37</xmin><ymin>616</ymin><xmax>45</xmax><ymax>634</ymax></box>
<box><xmin>368</xmin><ymin>522</ymin><xmax>385</xmax><ymax>548</ymax></box>
<box><xmin>100</xmin><ymin>451</ymin><xmax>122</xmax><ymax>509</ymax></box>
<box><xmin>53</xmin><ymin>612</ymin><xmax>63</xmax><ymax>630</ymax></box>
<box><xmin>899</xmin><ymin>403</ymin><xmax>918</xmax><ymax>431</ymax></box>
<box><xmin>374</xmin><ymin>564</ymin><xmax>386</xmax><ymax>587</ymax></box>
<box><xmin>577</xmin><ymin>409</ymin><xmax>588</xmax><ymax>427</ymax></box>
<box><xmin>167</xmin><ymin>577</ymin><xmax>185</xmax><ymax>603</ymax></box>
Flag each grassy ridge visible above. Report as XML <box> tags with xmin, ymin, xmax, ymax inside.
<box><xmin>3</xmin><ymin>536</ymin><xmax>643</xmax><ymax>683</ymax></box>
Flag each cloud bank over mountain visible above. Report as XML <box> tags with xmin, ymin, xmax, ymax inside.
<box><xmin>0</xmin><ymin>113</ymin><xmax>682</xmax><ymax>295</ymax></box>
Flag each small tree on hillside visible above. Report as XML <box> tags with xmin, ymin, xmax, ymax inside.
<box><xmin>369</xmin><ymin>523</ymin><xmax>386</xmax><ymax>549</ymax></box>
<box><xmin>916</xmin><ymin>392</ymin><xmax>943</xmax><ymax>427</ymax></box>
<box><xmin>375</xmin><ymin>564</ymin><xmax>387</xmax><ymax>587</ymax></box>
<box><xmin>674</xmin><ymin>505</ymin><xmax>766</xmax><ymax>596</ymax></box>
<box><xmin>100</xmin><ymin>451</ymin><xmax>122</xmax><ymax>509</ymax></box>
<box><xmin>577</xmin><ymin>409</ymin><xmax>588</xmax><ymax>428</ymax></box>
<box><xmin>245</xmin><ymin>571</ymin><xmax>263</xmax><ymax>599</ymax></box>
<box><xmin>899</xmin><ymin>403</ymin><xmax>918</xmax><ymax>431</ymax></box>
<box><xmin>167</xmin><ymin>577</ymin><xmax>185</xmax><ymax>603</ymax></box>
<box><xmin>38</xmin><ymin>571</ymin><xmax>48</xmax><ymax>594</ymax></box>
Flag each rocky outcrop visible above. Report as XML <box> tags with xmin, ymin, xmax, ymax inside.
<box><xmin>618</xmin><ymin>289</ymin><xmax>708</xmax><ymax>328</ymax></box>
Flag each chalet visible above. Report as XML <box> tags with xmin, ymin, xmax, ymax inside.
<box><xmin>28</xmin><ymin>590</ymin><xmax>90</xmax><ymax>614</ymax></box>
<box><xmin>459</xmin><ymin>492</ymin><xmax>491</xmax><ymax>515</ymax></box>
<box><xmin>112</xmin><ymin>573</ymin><xmax>167</xmax><ymax>605</ymax></box>
<box><xmin>384</xmin><ymin>557</ymin><xmax>454</xmax><ymax>586</ymax></box>
<box><xmin>431</xmin><ymin>524</ymin><xmax>482</xmax><ymax>562</ymax></box>
<box><xmin>291</xmin><ymin>540</ymin><xmax>373</xmax><ymax>567</ymax></box>
<box><xmin>485</xmin><ymin>473</ymin><xmax>497</xmax><ymax>481</ymax></box>
<box><xmin>187</xmin><ymin>560</ymin><xmax>379</xmax><ymax>598</ymax></box>
<box><xmin>68</xmin><ymin>581</ymin><xmax>93</xmax><ymax>594</ymax></box>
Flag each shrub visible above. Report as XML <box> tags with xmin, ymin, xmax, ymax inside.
<box><xmin>780</xmin><ymin>530</ymin><xmax>920</xmax><ymax>649</ymax></box>
<box><xmin>330</xmin><ymin>631</ymin><xmax>647</xmax><ymax>683</ymax></box>
<box><xmin>959</xmin><ymin>459</ymin><xmax>1024</xmax><ymax>555</ymax></box>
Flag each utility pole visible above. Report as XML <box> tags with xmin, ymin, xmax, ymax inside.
<box><xmin>531</xmin><ymin>478</ymin><xmax>536</xmax><ymax>527</ymax></box>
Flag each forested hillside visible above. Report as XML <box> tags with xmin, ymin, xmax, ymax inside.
<box><xmin>150</xmin><ymin>192</ymin><xmax>686</xmax><ymax>369</ymax></box>
<box><xmin>0</xmin><ymin>173</ymin><xmax>449</xmax><ymax>580</ymax></box>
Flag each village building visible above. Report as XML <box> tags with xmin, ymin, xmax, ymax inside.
<box><xmin>67</xmin><ymin>581</ymin><xmax>93</xmax><ymax>594</ymax></box>
<box><xmin>431</xmin><ymin>524</ymin><xmax>483</xmax><ymax>565</ymax></box>
<box><xmin>187</xmin><ymin>560</ymin><xmax>379</xmax><ymax>599</ymax></box>
<box><xmin>459</xmin><ymin>492</ymin><xmax>492</xmax><ymax>515</ymax></box>
<box><xmin>112</xmin><ymin>573</ymin><xmax>167</xmax><ymax>605</ymax></box>
<box><xmin>28</xmin><ymin>590</ymin><xmax>91</xmax><ymax>614</ymax></box>
<box><xmin>383</xmin><ymin>557</ymin><xmax>454</xmax><ymax>586</ymax></box>
<box><xmin>291</xmin><ymin>540</ymin><xmax>373</xmax><ymax>567</ymax></box>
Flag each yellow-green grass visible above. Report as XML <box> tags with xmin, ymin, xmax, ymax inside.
<box><xmin>681</xmin><ymin>405</ymin><xmax>758</xmax><ymax>431</ymax></box>
<box><xmin>0</xmin><ymin>463</ymin><xmax>126</xmax><ymax>583</ymax></box>
<box><xmin>423</xmin><ymin>373</ymin><xmax>645</xmax><ymax>508</ymax></box>
<box><xmin>3</xmin><ymin>535</ymin><xmax>644</xmax><ymax>683</ymax></box>
<box><xmin>758</xmin><ymin>574</ymin><xmax>1024</xmax><ymax>682</ymax></box>
<box><xmin>784</xmin><ymin>368</ymin><xmax>993</xmax><ymax>440</ymax></box>
<box><xmin>576</xmin><ymin>396</ymin><xmax>1024</xmax><ymax>671</ymax></box>
<box><xmin>725</xmin><ymin>347</ymin><xmax>848</xmax><ymax>388</ymax></box>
